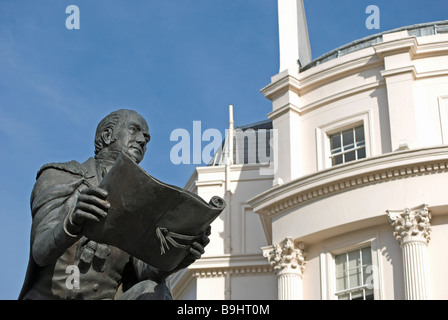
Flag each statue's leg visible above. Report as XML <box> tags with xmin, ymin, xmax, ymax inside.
<box><xmin>115</xmin><ymin>280</ymin><xmax>173</xmax><ymax>300</ymax></box>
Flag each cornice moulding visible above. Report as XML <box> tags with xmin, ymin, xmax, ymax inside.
<box><xmin>262</xmin><ymin>35</ymin><xmax>447</xmax><ymax>102</ymax></box>
<box><xmin>192</xmin><ymin>265</ymin><xmax>274</xmax><ymax>278</ymax></box>
<box><xmin>196</xmin><ymin>163</ymin><xmax>271</xmax><ymax>174</ymax></box>
<box><xmin>188</xmin><ymin>254</ymin><xmax>273</xmax><ymax>278</ymax></box>
<box><xmin>192</xmin><ymin>253</ymin><xmax>270</xmax><ymax>267</ymax></box>
<box><xmin>261</xmin><ymin>37</ymin><xmax>447</xmax><ymax>118</ymax></box>
<box><xmin>414</xmin><ymin>40</ymin><xmax>448</xmax><ymax>58</ymax></box>
<box><xmin>267</xmin><ymin>102</ymin><xmax>301</xmax><ymax>119</ymax></box>
<box><xmin>194</xmin><ymin>179</ymin><xmax>224</xmax><ymax>187</ymax></box>
<box><xmin>262</xmin><ymin>53</ymin><xmax>381</xmax><ymax>102</ymax></box>
<box><xmin>299</xmin><ymin>55</ymin><xmax>382</xmax><ymax>93</ymax></box>
<box><xmin>261</xmin><ymin>73</ymin><xmax>301</xmax><ymax>100</ymax></box>
<box><xmin>414</xmin><ymin>68</ymin><xmax>448</xmax><ymax>80</ymax></box>
<box><xmin>299</xmin><ymin>80</ymin><xmax>385</xmax><ymax>114</ymax></box>
<box><xmin>373</xmin><ymin>37</ymin><xmax>418</xmax><ymax>59</ymax></box>
<box><xmin>380</xmin><ymin>65</ymin><xmax>417</xmax><ymax>79</ymax></box>
<box><xmin>248</xmin><ymin>146</ymin><xmax>448</xmax><ymax>217</ymax></box>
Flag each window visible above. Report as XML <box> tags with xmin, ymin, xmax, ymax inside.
<box><xmin>316</xmin><ymin>111</ymin><xmax>373</xmax><ymax>170</ymax></box>
<box><xmin>329</xmin><ymin>125</ymin><xmax>366</xmax><ymax>166</ymax></box>
<box><xmin>321</xmin><ymin>230</ymin><xmax>381</xmax><ymax>300</ymax></box>
<box><xmin>334</xmin><ymin>246</ymin><xmax>373</xmax><ymax>300</ymax></box>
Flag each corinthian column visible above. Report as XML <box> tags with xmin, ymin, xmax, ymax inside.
<box><xmin>262</xmin><ymin>237</ymin><xmax>306</xmax><ymax>300</ymax></box>
<box><xmin>387</xmin><ymin>204</ymin><xmax>432</xmax><ymax>300</ymax></box>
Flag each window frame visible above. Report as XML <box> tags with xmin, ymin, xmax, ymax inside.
<box><xmin>316</xmin><ymin>111</ymin><xmax>373</xmax><ymax>170</ymax></box>
<box><xmin>320</xmin><ymin>229</ymin><xmax>383</xmax><ymax>300</ymax></box>
<box><xmin>329</xmin><ymin>125</ymin><xmax>366</xmax><ymax>166</ymax></box>
<box><xmin>333</xmin><ymin>246</ymin><xmax>374</xmax><ymax>300</ymax></box>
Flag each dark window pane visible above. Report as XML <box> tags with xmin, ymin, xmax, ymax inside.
<box><xmin>361</xmin><ymin>247</ymin><xmax>372</xmax><ymax>266</ymax></box>
<box><xmin>344</xmin><ymin>150</ymin><xmax>356</xmax><ymax>162</ymax></box>
<box><xmin>365</xmin><ymin>292</ymin><xmax>374</xmax><ymax>300</ymax></box>
<box><xmin>343</xmin><ymin>130</ymin><xmax>354</xmax><ymax>150</ymax></box>
<box><xmin>357</xmin><ymin>147</ymin><xmax>366</xmax><ymax>160</ymax></box>
<box><xmin>332</xmin><ymin>154</ymin><xmax>343</xmax><ymax>166</ymax></box>
<box><xmin>355</xmin><ymin>126</ymin><xmax>365</xmax><ymax>146</ymax></box>
<box><xmin>330</xmin><ymin>134</ymin><xmax>341</xmax><ymax>154</ymax></box>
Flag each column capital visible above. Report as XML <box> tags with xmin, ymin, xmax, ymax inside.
<box><xmin>262</xmin><ymin>237</ymin><xmax>306</xmax><ymax>275</ymax></box>
<box><xmin>387</xmin><ymin>204</ymin><xmax>431</xmax><ymax>246</ymax></box>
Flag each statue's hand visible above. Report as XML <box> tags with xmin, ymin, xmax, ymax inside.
<box><xmin>175</xmin><ymin>226</ymin><xmax>211</xmax><ymax>271</ymax></box>
<box><xmin>67</xmin><ymin>186</ymin><xmax>110</xmax><ymax>235</ymax></box>
<box><xmin>132</xmin><ymin>227</ymin><xmax>212</xmax><ymax>282</ymax></box>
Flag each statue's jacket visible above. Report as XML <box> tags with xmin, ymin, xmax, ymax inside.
<box><xmin>19</xmin><ymin>157</ymin><xmax>162</xmax><ymax>300</ymax></box>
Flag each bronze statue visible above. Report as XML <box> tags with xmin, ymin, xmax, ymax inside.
<box><xmin>19</xmin><ymin>109</ymin><xmax>212</xmax><ymax>300</ymax></box>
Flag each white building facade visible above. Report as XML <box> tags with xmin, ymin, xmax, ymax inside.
<box><xmin>170</xmin><ymin>112</ymin><xmax>278</xmax><ymax>300</ymax></box>
<box><xmin>171</xmin><ymin>1</ymin><xmax>448</xmax><ymax>300</ymax></box>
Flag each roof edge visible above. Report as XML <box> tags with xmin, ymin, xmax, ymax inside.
<box><xmin>301</xmin><ymin>20</ymin><xmax>448</xmax><ymax>72</ymax></box>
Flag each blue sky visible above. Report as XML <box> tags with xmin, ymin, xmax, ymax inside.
<box><xmin>0</xmin><ymin>0</ymin><xmax>446</xmax><ymax>299</ymax></box>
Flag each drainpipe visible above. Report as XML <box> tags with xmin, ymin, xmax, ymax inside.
<box><xmin>224</xmin><ymin>105</ymin><xmax>234</xmax><ymax>255</ymax></box>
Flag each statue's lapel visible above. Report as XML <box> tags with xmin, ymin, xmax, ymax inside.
<box><xmin>81</xmin><ymin>158</ymin><xmax>100</xmax><ymax>187</ymax></box>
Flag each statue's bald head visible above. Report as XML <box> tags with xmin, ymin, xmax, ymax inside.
<box><xmin>94</xmin><ymin>109</ymin><xmax>150</xmax><ymax>163</ymax></box>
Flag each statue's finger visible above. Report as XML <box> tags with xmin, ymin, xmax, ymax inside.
<box><xmin>78</xmin><ymin>193</ymin><xmax>110</xmax><ymax>211</ymax></box>
<box><xmin>191</xmin><ymin>242</ymin><xmax>205</xmax><ymax>255</ymax></box>
<box><xmin>201</xmin><ymin>233</ymin><xmax>210</xmax><ymax>246</ymax></box>
<box><xmin>80</xmin><ymin>186</ymin><xmax>108</xmax><ymax>199</ymax></box>
<box><xmin>76</xmin><ymin>201</ymin><xmax>108</xmax><ymax>218</ymax></box>
<box><xmin>72</xmin><ymin>209</ymin><xmax>101</xmax><ymax>225</ymax></box>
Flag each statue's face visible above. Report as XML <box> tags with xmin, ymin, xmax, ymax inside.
<box><xmin>108</xmin><ymin>112</ymin><xmax>150</xmax><ymax>163</ymax></box>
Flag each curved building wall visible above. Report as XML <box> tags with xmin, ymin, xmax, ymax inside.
<box><xmin>251</xmin><ymin>23</ymin><xmax>448</xmax><ymax>299</ymax></box>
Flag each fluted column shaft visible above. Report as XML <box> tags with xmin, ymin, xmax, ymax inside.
<box><xmin>401</xmin><ymin>239</ymin><xmax>431</xmax><ymax>299</ymax></box>
<box><xmin>277</xmin><ymin>267</ymin><xmax>302</xmax><ymax>300</ymax></box>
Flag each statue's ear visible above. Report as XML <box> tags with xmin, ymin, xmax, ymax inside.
<box><xmin>101</xmin><ymin>128</ymin><xmax>113</xmax><ymax>146</ymax></box>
